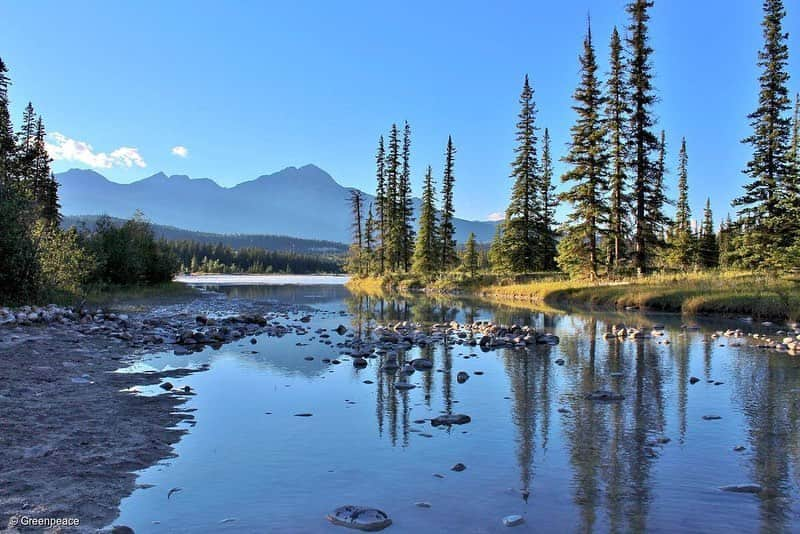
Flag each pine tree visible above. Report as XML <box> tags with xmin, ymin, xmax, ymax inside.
<box><xmin>493</xmin><ymin>75</ymin><xmax>541</xmax><ymax>273</ymax></box>
<box><xmin>698</xmin><ymin>198</ymin><xmax>719</xmax><ymax>268</ymax></box>
<box><xmin>733</xmin><ymin>0</ymin><xmax>792</xmax><ymax>267</ymax></box>
<box><xmin>606</xmin><ymin>27</ymin><xmax>631</xmax><ymax>270</ymax></box>
<box><xmin>627</xmin><ymin>0</ymin><xmax>661</xmax><ymax>274</ymax></box>
<box><xmin>399</xmin><ymin>121</ymin><xmax>415</xmax><ymax>271</ymax></box>
<box><xmin>557</xmin><ymin>21</ymin><xmax>610</xmax><ymax>279</ymax></box>
<box><xmin>463</xmin><ymin>232</ymin><xmax>479</xmax><ymax>279</ymax></box>
<box><xmin>782</xmin><ymin>92</ymin><xmax>800</xmax><ymax>238</ymax></box>
<box><xmin>540</xmin><ymin>128</ymin><xmax>558</xmax><ymax>270</ymax></box>
<box><xmin>412</xmin><ymin>165</ymin><xmax>439</xmax><ymax>275</ymax></box>
<box><xmin>374</xmin><ymin>136</ymin><xmax>386</xmax><ymax>274</ymax></box>
<box><xmin>667</xmin><ymin>137</ymin><xmax>695</xmax><ymax>269</ymax></box>
<box><xmin>439</xmin><ymin>136</ymin><xmax>457</xmax><ymax>271</ymax></box>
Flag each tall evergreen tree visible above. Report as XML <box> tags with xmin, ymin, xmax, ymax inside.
<box><xmin>463</xmin><ymin>232</ymin><xmax>479</xmax><ymax>279</ymax></box>
<box><xmin>493</xmin><ymin>75</ymin><xmax>541</xmax><ymax>272</ymax></box>
<box><xmin>698</xmin><ymin>198</ymin><xmax>719</xmax><ymax>268</ymax></box>
<box><xmin>733</xmin><ymin>0</ymin><xmax>792</xmax><ymax>267</ymax></box>
<box><xmin>412</xmin><ymin>165</ymin><xmax>439</xmax><ymax>275</ymax></box>
<box><xmin>648</xmin><ymin>130</ymin><xmax>671</xmax><ymax>251</ymax></box>
<box><xmin>540</xmin><ymin>128</ymin><xmax>558</xmax><ymax>270</ymax></box>
<box><xmin>348</xmin><ymin>190</ymin><xmax>365</xmax><ymax>275</ymax></box>
<box><xmin>626</xmin><ymin>0</ymin><xmax>661</xmax><ymax>274</ymax></box>
<box><xmin>384</xmin><ymin>124</ymin><xmax>401</xmax><ymax>270</ymax></box>
<box><xmin>0</xmin><ymin>58</ymin><xmax>15</xmax><ymax>191</ymax></box>
<box><xmin>605</xmin><ymin>27</ymin><xmax>631</xmax><ymax>270</ymax></box>
<box><xmin>557</xmin><ymin>21</ymin><xmax>610</xmax><ymax>279</ymax></box>
<box><xmin>399</xmin><ymin>121</ymin><xmax>415</xmax><ymax>270</ymax></box>
<box><xmin>439</xmin><ymin>136</ymin><xmax>457</xmax><ymax>271</ymax></box>
<box><xmin>374</xmin><ymin>136</ymin><xmax>386</xmax><ymax>274</ymax></box>
<box><xmin>364</xmin><ymin>205</ymin><xmax>375</xmax><ymax>274</ymax></box>
<box><xmin>667</xmin><ymin>137</ymin><xmax>695</xmax><ymax>269</ymax></box>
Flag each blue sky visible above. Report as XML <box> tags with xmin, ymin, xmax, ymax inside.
<box><xmin>1</xmin><ymin>0</ymin><xmax>797</xmax><ymax>223</ymax></box>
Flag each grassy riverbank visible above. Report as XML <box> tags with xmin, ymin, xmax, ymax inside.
<box><xmin>47</xmin><ymin>281</ymin><xmax>199</xmax><ymax>310</ymax></box>
<box><xmin>348</xmin><ymin>271</ymin><xmax>800</xmax><ymax>320</ymax></box>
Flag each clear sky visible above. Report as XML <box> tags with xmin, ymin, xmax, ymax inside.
<box><xmin>1</xmin><ymin>0</ymin><xmax>797</xmax><ymax>223</ymax></box>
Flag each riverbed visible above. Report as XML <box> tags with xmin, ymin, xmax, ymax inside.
<box><xmin>108</xmin><ymin>275</ymin><xmax>800</xmax><ymax>532</ymax></box>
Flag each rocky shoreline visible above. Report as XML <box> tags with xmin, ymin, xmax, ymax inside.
<box><xmin>0</xmin><ymin>291</ymin><xmax>316</xmax><ymax>533</ymax></box>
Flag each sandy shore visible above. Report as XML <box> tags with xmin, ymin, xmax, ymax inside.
<box><xmin>0</xmin><ymin>290</ymin><xmax>305</xmax><ymax>533</ymax></box>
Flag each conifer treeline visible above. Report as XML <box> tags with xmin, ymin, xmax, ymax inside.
<box><xmin>350</xmin><ymin>0</ymin><xmax>798</xmax><ymax>279</ymax></box>
<box><xmin>349</xmin><ymin>123</ymin><xmax>463</xmax><ymax>278</ymax></box>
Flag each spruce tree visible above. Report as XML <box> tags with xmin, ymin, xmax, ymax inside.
<box><xmin>384</xmin><ymin>124</ymin><xmax>401</xmax><ymax>270</ymax></box>
<box><xmin>606</xmin><ymin>27</ymin><xmax>631</xmax><ymax>270</ymax></box>
<box><xmin>348</xmin><ymin>190</ymin><xmax>364</xmax><ymax>275</ymax></box>
<box><xmin>667</xmin><ymin>137</ymin><xmax>695</xmax><ymax>269</ymax></box>
<box><xmin>0</xmin><ymin>57</ymin><xmax>15</xmax><ymax>190</ymax></box>
<box><xmin>494</xmin><ymin>75</ymin><xmax>541</xmax><ymax>273</ymax></box>
<box><xmin>698</xmin><ymin>198</ymin><xmax>719</xmax><ymax>268</ymax></box>
<box><xmin>399</xmin><ymin>121</ymin><xmax>415</xmax><ymax>271</ymax></box>
<box><xmin>439</xmin><ymin>136</ymin><xmax>457</xmax><ymax>271</ymax></box>
<box><xmin>374</xmin><ymin>136</ymin><xmax>386</xmax><ymax>274</ymax></box>
<box><xmin>647</xmin><ymin>130</ymin><xmax>671</xmax><ymax>253</ymax></box>
<box><xmin>16</xmin><ymin>102</ymin><xmax>37</xmax><ymax>185</ymax></box>
<box><xmin>412</xmin><ymin>165</ymin><xmax>439</xmax><ymax>275</ymax></box>
<box><xmin>733</xmin><ymin>0</ymin><xmax>792</xmax><ymax>267</ymax></box>
<box><xmin>626</xmin><ymin>0</ymin><xmax>661</xmax><ymax>274</ymax></box>
<box><xmin>540</xmin><ymin>128</ymin><xmax>558</xmax><ymax>270</ymax></box>
<box><xmin>463</xmin><ymin>232</ymin><xmax>479</xmax><ymax>279</ymax></box>
<box><xmin>364</xmin><ymin>205</ymin><xmax>375</xmax><ymax>274</ymax></box>
<box><xmin>557</xmin><ymin>21</ymin><xmax>610</xmax><ymax>279</ymax></box>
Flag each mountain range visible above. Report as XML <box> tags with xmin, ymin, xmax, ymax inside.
<box><xmin>55</xmin><ymin>165</ymin><xmax>496</xmax><ymax>244</ymax></box>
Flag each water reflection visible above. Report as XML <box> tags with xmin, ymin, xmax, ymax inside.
<box><xmin>117</xmin><ymin>284</ymin><xmax>800</xmax><ymax>533</ymax></box>
<box><xmin>342</xmin><ymin>290</ymin><xmax>800</xmax><ymax>532</ymax></box>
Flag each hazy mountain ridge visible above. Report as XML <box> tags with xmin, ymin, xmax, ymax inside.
<box><xmin>55</xmin><ymin>165</ymin><xmax>497</xmax><ymax>243</ymax></box>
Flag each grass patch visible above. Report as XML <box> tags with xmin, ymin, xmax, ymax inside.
<box><xmin>47</xmin><ymin>281</ymin><xmax>199</xmax><ymax>311</ymax></box>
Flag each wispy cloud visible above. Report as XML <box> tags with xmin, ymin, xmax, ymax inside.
<box><xmin>487</xmin><ymin>212</ymin><xmax>504</xmax><ymax>221</ymax></box>
<box><xmin>46</xmin><ymin>132</ymin><xmax>146</xmax><ymax>169</ymax></box>
<box><xmin>171</xmin><ymin>145</ymin><xmax>188</xmax><ymax>158</ymax></box>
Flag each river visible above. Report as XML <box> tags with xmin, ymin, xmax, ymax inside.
<box><xmin>113</xmin><ymin>275</ymin><xmax>800</xmax><ymax>532</ymax></box>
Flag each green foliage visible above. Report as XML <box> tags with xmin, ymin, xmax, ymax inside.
<box><xmin>34</xmin><ymin>222</ymin><xmax>91</xmax><ymax>294</ymax></box>
<box><xmin>82</xmin><ymin>213</ymin><xmax>177</xmax><ymax>285</ymax></box>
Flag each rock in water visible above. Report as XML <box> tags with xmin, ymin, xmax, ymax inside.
<box><xmin>502</xmin><ymin>515</ymin><xmax>525</xmax><ymax>527</ymax></box>
<box><xmin>326</xmin><ymin>505</ymin><xmax>392</xmax><ymax>531</ymax></box>
<box><xmin>689</xmin><ymin>376</ymin><xmax>701</xmax><ymax>384</ymax></box>
<box><xmin>395</xmin><ymin>381</ymin><xmax>416</xmax><ymax>391</ymax></box>
<box><xmin>335</xmin><ymin>324</ymin><xmax>348</xmax><ymax>335</ymax></box>
<box><xmin>411</xmin><ymin>358</ymin><xmax>433</xmax><ymax>370</ymax></box>
<box><xmin>720</xmin><ymin>484</ymin><xmax>762</xmax><ymax>494</ymax></box>
<box><xmin>457</xmin><ymin>371</ymin><xmax>470</xmax><ymax>384</ymax></box>
<box><xmin>451</xmin><ymin>462</ymin><xmax>466</xmax><ymax>472</ymax></box>
<box><xmin>111</xmin><ymin>527</ymin><xmax>135</xmax><ymax>534</ymax></box>
<box><xmin>702</xmin><ymin>415</ymin><xmax>722</xmax><ymax>420</ymax></box>
<box><xmin>431</xmin><ymin>414</ymin><xmax>471</xmax><ymax>426</ymax></box>
<box><xmin>584</xmin><ymin>390</ymin><xmax>624</xmax><ymax>401</ymax></box>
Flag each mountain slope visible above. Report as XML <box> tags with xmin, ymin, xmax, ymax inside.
<box><xmin>56</xmin><ymin>165</ymin><xmax>497</xmax><ymax>243</ymax></box>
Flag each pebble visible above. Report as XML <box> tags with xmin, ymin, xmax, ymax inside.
<box><xmin>451</xmin><ymin>462</ymin><xmax>467</xmax><ymax>472</ymax></box>
<box><xmin>502</xmin><ymin>515</ymin><xmax>525</xmax><ymax>527</ymax></box>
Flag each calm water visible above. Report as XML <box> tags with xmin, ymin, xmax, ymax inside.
<box><xmin>115</xmin><ymin>278</ymin><xmax>800</xmax><ymax>533</ymax></box>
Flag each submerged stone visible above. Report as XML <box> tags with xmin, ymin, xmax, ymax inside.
<box><xmin>502</xmin><ymin>515</ymin><xmax>525</xmax><ymax>527</ymax></box>
<box><xmin>431</xmin><ymin>414</ymin><xmax>471</xmax><ymax>426</ymax></box>
<box><xmin>326</xmin><ymin>505</ymin><xmax>392</xmax><ymax>532</ymax></box>
<box><xmin>584</xmin><ymin>390</ymin><xmax>624</xmax><ymax>401</ymax></box>
<box><xmin>720</xmin><ymin>484</ymin><xmax>762</xmax><ymax>494</ymax></box>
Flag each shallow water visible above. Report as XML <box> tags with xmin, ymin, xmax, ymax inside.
<box><xmin>115</xmin><ymin>280</ymin><xmax>800</xmax><ymax>533</ymax></box>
